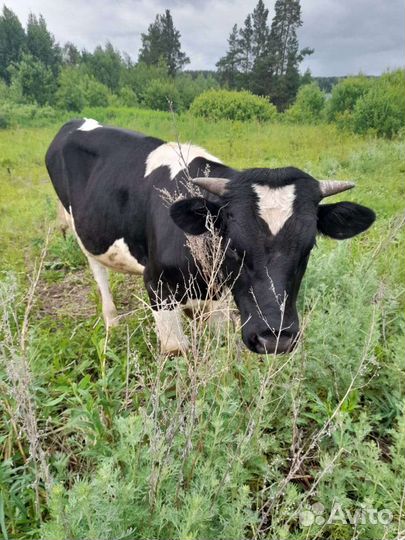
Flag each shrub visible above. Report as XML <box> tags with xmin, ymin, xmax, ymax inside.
<box><xmin>55</xmin><ymin>68</ymin><xmax>86</xmax><ymax>112</ymax></box>
<box><xmin>326</xmin><ymin>76</ymin><xmax>372</xmax><ymax>122</ymax></box>
<box><xmin>284</xmin><ymin>82</ymin><xmax>326</xmax><ymax>123</ymax></box>
<box><xmin>175</xmin><ymin>73</ymin><xmax>219</xmax><ymax>110</ymax></box>
<box><xmin>84</xmin><ymin>77</ymin><xmax>110</xmax><ymax>107</ymax></box>
<box><xmin>116</xmin><ymin>85</ymin><xmax>139</xmax><ymax>107</ymax></box>
<box><xmin>143</xmin><ymin>79</ymin><xmax>183</xmax><ymax>112</ymax></box>
<box><xmin>351</xmin><ymin>70</ymin><xmax>405</xmax><ymax>138</ymax></box>
<box><xmin>190</xmin><ymin>89</ymin><xmax>276</xmax><ymax>122</ymax></box>
<box><xmin>0</xmin><ymin>101</ymin><xmax>61</xmax><ymax>128</ymax></box>
<box><xmin>9</xmin><ymin>53</ymin><xmax>57</xmax><ymax>106</ymax></box>
<box><xmin>56</xmin><ymin>67</ymin><xmax>111</xmax><ymax>111</ymax></box>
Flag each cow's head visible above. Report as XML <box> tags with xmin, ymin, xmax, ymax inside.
<box><xmin>170</xmin><ymin>168</ymin><xmax>375</xmax><ymax>354</ymax></box>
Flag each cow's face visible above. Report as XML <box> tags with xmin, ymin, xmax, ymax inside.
<box><xmin>170</xmin><ymin>168</ymin><xmax>375</xmax><ymax>354</ymax></box>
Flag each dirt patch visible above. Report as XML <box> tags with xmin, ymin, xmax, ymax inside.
<box><xmin>37</xmin><ymin>270</ymin><xmax>95</xmax><ymax>319</ymax></box>
<box><xmin>36</xmin><ymin>269</ymin><xmax>146</xmax><ymax>321</ymax></box>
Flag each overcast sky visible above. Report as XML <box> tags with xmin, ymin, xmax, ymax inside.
<box><xmin>9</xmin><ymin>0</ymin><xmax>405</xmax><ymax>76</ymax></box>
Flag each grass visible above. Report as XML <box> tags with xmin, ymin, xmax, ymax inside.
<box><xmin>0</xmin><ymin>106</ymin><xmax>404</xmax><ymax>539</ymax></box>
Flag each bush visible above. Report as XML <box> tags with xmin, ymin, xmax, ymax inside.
<box><xmin>175</xmin><ymin>73</ymin><xmax>219</xmax><ymax>110</ymax></box>
<box><xmin>115</xmin><ymin>85</ymin><xmax>139</xmax><ymax>107</ymax></box>
<box><xmin>84</xmin><ymin>77</ymin><xmax>110</xmax><ymax>107</ymax></box>
<box><xmin>326</xmin><ymin>76</ymin><xmax>372</xmax><ymax>122</ymax></box>
<box><xmin>351</xmin><ymin>70</ymin><xmax>405</xmax><ymax>138</ymax></box>
<box><xmin>9</xmin><ymin>53</ymin><xmax>57</xmax><ymax>106</ymax></box>
<box><xmin>55</xmin><ymin>68</ymin><xmax>86</xmax><ymax>112</ymax></box>
<box><xmin>190</xmin><ymin>89</ymin><xmax>276</xmax><ymax>122</ymax></box>
<box><xmin>143</xmin><ymin>79</ymin><xmax>183</xmax><ymax>112</ymax></box>
<box><xmin>0</xmin><ymin>101</ymin><xmax>62</xmax><ymax>128</ymax></box>
<box><xmin>56</xmin><ymin>67</ymin><xmax>111</xmax><ymax>111</ymax></box>
<box><xmin>284</xmin><ymin>82</ymin><xmax>326</xmax><ymax>123</ymax></box>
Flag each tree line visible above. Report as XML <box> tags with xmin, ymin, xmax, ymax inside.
<box><xmin>0</xmin><ymin>1</ymin><xmax>312</xmax><ymax>112</ymax></box>
<box><xmin>216</xmin><ymin>0</ymin><xmax>313</xmax><ymax>109</ymax></box>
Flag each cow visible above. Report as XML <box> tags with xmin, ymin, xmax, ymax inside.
<box><xmin>45</xmin><ymin>118</ymin><xmax>375</xmax><ymax>355</ymax></box>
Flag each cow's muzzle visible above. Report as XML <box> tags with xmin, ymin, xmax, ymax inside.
<box><xmin>246</xmin><ymin>329</ymin><xmax>298</xmax><ymax>355</ymax></box>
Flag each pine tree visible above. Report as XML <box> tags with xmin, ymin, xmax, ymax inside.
<box><xmin>216</xmin><ymin>24</ymin><xmax>241</xmax><ymax>88</ymax></box>
<box><xmin>26</xmin><ymin>13</ymin><xmax>61</xmax><ymax>76</ymax></box>
<box><xmin>252</xmin><ymin>0</ymin><xmax>269</xmax><ymax>60</ymax></box>
<box><xmin>0</xmin><ymin>6</ymin><xmax>26</xmax><ymax>83</ymax></box>
<box><xmin>267</xmin><ymin>0</ymin><xmax>313</xmax><ymax>109</ymax></box>
<box><xmin>138</xmin><ymin>10</ymin><xmax>189</xmax><ymax>76</ymax></box>
<box><xmin>238</xmin><ymin>15</ymin><xmax>254</xmax><ymax>76</ymax></box>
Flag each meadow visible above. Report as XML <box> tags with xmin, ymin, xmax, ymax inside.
<box><xmin>0</xmin><ymin>107</ymin><xmax>404</xmax><ymax>539</ymax></box>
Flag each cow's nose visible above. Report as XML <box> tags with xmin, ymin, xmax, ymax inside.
<box><xmin>249</xmin><ymin>331</ymin><xmax>297</xmax><ymax>355</ymax></box>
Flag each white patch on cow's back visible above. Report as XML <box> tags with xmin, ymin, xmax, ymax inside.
<box><xmin>145</xmin><ymin>142</ymin><xmax>222</xmax><ymax>179</ymax></box>
<box><xmin>78</xmin><ymin>118</ymin><xmax>102</xmax><ymax>131</ymax></box>
<box><xmin>68</xmin><ymin>206</ymin><xmax>144</xmax><ymax>274</ymax></box>
<box><xmin>253</xmin><ymin>184</ymin><xmax>296</xmax><ymax>235</ymax></box>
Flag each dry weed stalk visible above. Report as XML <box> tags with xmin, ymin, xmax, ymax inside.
<box><xmin>0</xmin><ymin>229</ymin><xmax>53</xmax><ymax>514</ymax></box>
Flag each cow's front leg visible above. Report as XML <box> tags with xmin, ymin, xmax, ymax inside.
<box><xmin>87</xmin><ymin>257</ymin><xmax>118</xmax><ymax>327</ymax></box>
<box><xmin>151</xmin><ymin>306</ymin><xmax>189</xmax><ymax>355</ymax></box>
<box><xmin>144</xmin><ymin>269</ymin><xmax>189</xmax><ymax>354</ymax></box>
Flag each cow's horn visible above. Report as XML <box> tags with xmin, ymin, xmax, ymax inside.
<box><xmin>192</xmin><ymin>177</ymin><xmax>230</xmax><ymax>196</ymax></box>
<box><xmin>319</xmin><ymin>180</ymin><xmax>355</xmax><ymax>198</ymax></box>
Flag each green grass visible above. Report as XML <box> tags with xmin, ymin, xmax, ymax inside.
<box><xmin>0</xmin><ymin>107</ymin><xmax>404</xmax><ymax>540</ymax></box>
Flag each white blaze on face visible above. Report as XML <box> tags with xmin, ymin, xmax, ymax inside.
<box><xmin>145</xmin><ymin>142</ymin><xmax>222</xmax><ymax>179</ymax></box>
<box><xmin>78</xmin><ymin>118</ymin><xmax>102</xmax><ymax>131</ymax></box>
<box><xmin>253</xmin><ymin>184</ymin><xmax>296</xmax><ymax>235</ymax></box>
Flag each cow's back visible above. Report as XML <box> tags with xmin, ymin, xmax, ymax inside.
<box><xmin>46</xmin><ymin>119</ymin><xmax>164</xmax><ymax>260</ymax></box>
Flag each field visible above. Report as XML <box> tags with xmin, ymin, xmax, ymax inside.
<box><xmin>0</xmin><ymin>108</ymin><xmax>404</xmax><ymax>539</ymax></box>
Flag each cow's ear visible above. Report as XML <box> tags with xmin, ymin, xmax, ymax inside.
<box><xmin>170</xmin><ymin>197</ymin><xmax>222</xmax><ymax>235</ymax></box>
<box><xmin>317</xmin><ymin>201</ymin><xmax>375</xmax><ymax>239</ymax></box>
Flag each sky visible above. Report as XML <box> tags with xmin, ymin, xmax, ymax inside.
<box><xmin>9</xmin><ymin>0</ymin><xmax>405</xmax><ymax>76</ymax></box>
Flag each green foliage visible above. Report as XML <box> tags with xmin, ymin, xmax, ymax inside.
<box><xmin>285</xmin><ymin>82</ymin><xmax>325</xmax><ymax>123</ymax></box>
<box><xmin>26</xmin><ymin>13</ymin><xmax>61</xmax><ymax>77</ymax></box>
<box><xmin>325</xmin><ymin>71</ymin><xmax>405</xmax><ymax>138</ymax></box>
<box><xmin>115</xmin><ymin>85</ymin><xmax>139</xmax><ymax>107</ymax></box>
<box><xmin>56</xmin><ymin>67</ymin><xmax>111</xmax><ymax>112</ymax></box>
<box><xmin>326</xmin><ymin>75</ymin><xmax>372</xmax><ymax>122</ymax></box>
<box><xmin>138</xmin><ymin>9</ymin><xmax>189</xmax><ymax>76</ymax></box>
<box><xmin>81</xmin><ymin>42</ymin><xmax>123</xmax><ymax>92</ymax></box>
<box><xmin>217</xmin><ymin>0</ymin><xmax>313</xmax><ymax>109</ymax></box>
<box><xmin>142</xmin><ymin>79</ymin><xmax>183</xmax><ymax>111</ymax></box>
<box><xmin>8</xmin><ymin>53</ymin><xmax>56</xmax><ymax>106</ymax></box>
<box><xmin>190</xmin><ymin>89</ymin><xmax>277</xmax><ymax>121</ymax></box>
<box><xmin>351</xmin><ymin>70</ymin><xmax>405</xmax><ymax>138</ymax></box>
<box><xmin>55</xmin><ymin>67</ymin><xmax>86</xmax><ymax>112</ymax></box>
<box><xmin>0</xmin><ymin>5</ymin><xmax>26</xmax><ymax>83</ymax></box>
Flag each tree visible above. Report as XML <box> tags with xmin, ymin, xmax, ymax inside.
<box><xmin>138</xmin><ymin>10</ymin><xmax>189</xmax><ymax>76</ymax></box>
<box><xmin>0</xmin><ymin>5</ymin><xmax>26</xmax><ymax>83</ymax></box>
<box><xmin>238</xmin><ymin>15</ymin><xmax>254</xmax><ymax>76</ymax></box>
<box><xmin>26</xmin><ymin>13</ymin><xmax>61</xmax><ymax>76</ymax></box>
<box><xmin>81</xmin><ymin>42</ymin><xmax>123</xmax><ymax>92</ymax></box>
<box><xmin>216</xmin><ymin>24</ymin><xmax>241</xmax><ymax>89</ymax></box>
<box><xmin>62</xmin><ymin>42</ymin><xmax>80</xmax><ymax>66</ymax></box>
<box><xmin>252</xmin><ymin>0</ymin><xmax>269</xmax><ymax>60</ymax></box>
<box><xmin>267</xmin><ymin>0</ymin><xmax>313</xmax><ymax>109</ymax></box>
<box><xmin>9</xmin><ymin>52</ymin><xmax>56</xmax><ymax>105</ymax></box>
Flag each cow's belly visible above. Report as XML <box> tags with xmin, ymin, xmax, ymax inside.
<box><xmin>65</xmin><ymin>207</ymin><xmax>145</xmax><ymax>275</ymax></box>
<box><xmin>92</xmin><ymin>238</ymin><xmax>145</xmax><ymax>274</ymax></box>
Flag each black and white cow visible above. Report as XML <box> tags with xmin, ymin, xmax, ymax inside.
<box><xmin>45</xmin><ymin>118</ymin><xmax>375</xmax><ymax>354</ymax></box>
